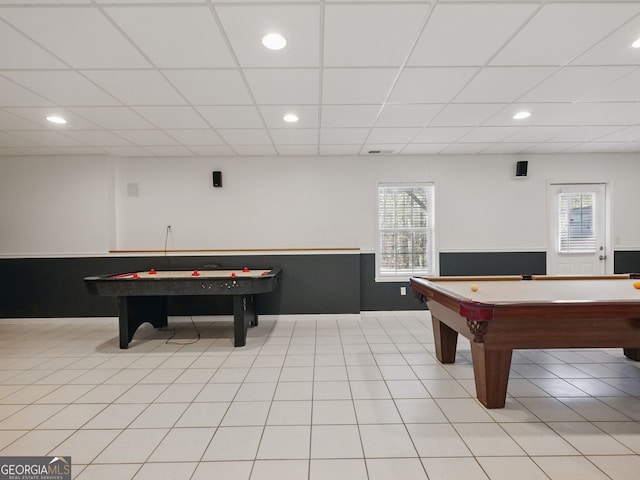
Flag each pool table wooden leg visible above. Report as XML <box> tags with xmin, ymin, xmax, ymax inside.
<box><xmin>432</xmin><ymin>316</ymin><xmax>458</xmax><ymax>363</ymax></box>
<box><xmin>623</xmin><ymin>348</ymin><xmax>640</xmax><ymax>361</ymax></box>
<box><xmin>470</xmin><ymin>341</ymin><xmax>513</xmax><ymax>409</ymax></box>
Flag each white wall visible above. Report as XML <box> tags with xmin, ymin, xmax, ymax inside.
<box><xmin>1</xmin><ymin>152</ymin><xmax>639</xmax><ymax>257</ymax></box>
<box><xmin>0</xmin><ymin>155</ymin><xmax>114</xmax><ymax>256</ymax></box>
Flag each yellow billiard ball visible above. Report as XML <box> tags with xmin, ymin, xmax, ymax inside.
<box><xmin>634</xmin><ymin>281</ymin><xmax>640</xmax><ymax>290</ymax></box>
<box><xmin>470</xmin><ymin>284</ymin><xmax>478</xmax><ymax>292</ymax></box>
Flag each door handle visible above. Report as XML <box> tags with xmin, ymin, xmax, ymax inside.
<box><xmin>599</xmin><ymin>255</ymin><xmax>607</xmax><ymax>260</ymax></box>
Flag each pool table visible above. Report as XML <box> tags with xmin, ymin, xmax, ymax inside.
<box><xmin>84</xmin><ymin>267</ymin><xmax>282</xmax><ymax>349</ymax></box>
<box><xmin>410</xmin><ymin>274</ymin><xmax>640</xmax><ymax>408</ymax></box>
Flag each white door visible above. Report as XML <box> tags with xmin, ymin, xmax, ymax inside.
<box><xmin>547</xmin><ymin>183</ymin><xmax>608</xmax><ymax>275</ymax></box>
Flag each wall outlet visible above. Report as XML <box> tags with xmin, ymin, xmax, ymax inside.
<box><xmin>400</xmin><ymin>286</ymin><xmax>407</xmax><ymax>296</ymax></box>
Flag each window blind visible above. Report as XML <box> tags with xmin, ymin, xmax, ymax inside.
<box><xmin>558</xmin><ymin>192</ymin><xmax>597</xmax><ymax>253</ymax></box>
<box><xmin>377</xmin><ymin>184</ymin><xmax>434</xmax><ymax>277</ymax></box>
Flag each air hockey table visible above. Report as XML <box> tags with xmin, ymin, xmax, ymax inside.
<box><xmin>84</xmin><ymin>267</ymin><xmax>282</xmax><ymax>348</ymax></box>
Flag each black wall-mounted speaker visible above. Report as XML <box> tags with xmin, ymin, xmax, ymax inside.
<box><xmin>212</xmin><ymin>171</ymin><xmax>222</xmax><ymax>187</ymax></box>
<box><xmin>515</xmin><ymin>161</ymin><xmax>528</xmax><ymax>177</ymax></box>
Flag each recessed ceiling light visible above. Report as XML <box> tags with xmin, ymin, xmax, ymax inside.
<box><xmin>262</xmin><ymin>33</ymin><xmax>286</xmax><ymax>50</ymax></box>
<box><xmin>283</xmin><ymin>113</ymin><xmax>299</xmax><ymax>123</ymax></box>
<box><xmin>513</xmin><ymin>111</ymin><xmax>531</xmax><ymax>120</ymax></box>
<box><xmin>46</xmin><ymin>115</ymin><xmax>67</xmax><ymax>124</ymax></box>
<box><xmin>632</xmin><ymin>37</ymin><xmax>640</xmax><ymax>48</ymax></box>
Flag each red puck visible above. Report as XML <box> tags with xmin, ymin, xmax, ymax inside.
<box><xmin>149</xmin><ymin>268</ymin><xmax>157</xmax><ymax>274</ymax></box>
<box><xmin>192</xmin><ymin>270</ymin><xmax>200</xmax><ymax>277</ymax></box>
<box><xmin>243</xmin><ymin>267</ymin><xmax>250</xmax><ymax>272</ymax></box>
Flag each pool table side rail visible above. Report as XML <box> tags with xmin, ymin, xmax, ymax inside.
<box><xmin>410</xmin><ymin>275</ymin><xmax>640</xmax><ymax>321</ymax></box>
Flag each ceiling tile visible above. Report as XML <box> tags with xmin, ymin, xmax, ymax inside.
<box><xmin>550</xmin><ymin>126</ymin><xmax>626</xmax><ymax>143</ymax></box>
<box><xmin>2</xmin><ymin>71</ymin><xmax>120</xmax><ymax>106</ymax></box>
<box><xmin>320</xmin><ymin>128</ymin><xmax>369</xmax><ymax>145</ymax></box>
<box><xmin>26</xmin><ymin>146</ymin><xmax>105</xmax><ymax>155</ymax></box>
<box><xmin>491</xmin><ymin>3</ymin><xmax>640</xmax><ymax>66</ymax></box>
<box><xmin>401</xmin><ymin>144</ymin><xmax>448</xmax><ymax>155</ymax></box>
<box><xmin>503</xmin><ymin>126</ymin><xmax>572</xmax><ymax>143</ymax></box>
<box><xmin>596</xmin><ymin>126</ymin><xmax>640</xmax><ymax>143</ymax></box>
<box><xmin>270</xmin><ymin>128</ymin><xmax>318</xmax><ymax>145</ymax></box>
<box><xmin>321</xmin><ymin>105</ymin><xmax>381</xmax><ymax>128</ymax></box>
<box><xmin>217</xmin><ymin>129</ymin><xmax>272</xmax><ymax>146</ymax></box>
<box><xmin>96</xmin><ymin>0</ymin><xmax>202</xmax><ymax>3</ymax></box>
<box><xmin>519</xmin><ymin>66</ymin><xmax>635</xmax><ymax>103</ymax></box>
<box><xmin>215</xmin><ymin>4</ymin><xmax>320</xmax><ymax>68</ymax></box>
<box><xmin>131</xmin><ymin>106</ymin><xmax>210</xmax><ymax>129</ymax></box>
<box><xmin>581</xmin><ymin>69</ymin><xmax>640</xmax><ymax>102</ymax></box>
<box><xmin>0</xmin><ymin>23</ymin><xmax>67</xmax><ymax>69</ymax></box>
<box><xmin>323</xmin><ymin>68</ymin><xmax>398</xmax><ymax>104</ymax></box>
<box><xmin>0</xmin><ymin>109</ymin><xmax>43</xmax><ymax>130</ymax></box>
<box><xmin>97</xmin><ymin>146</ymin><xmax>152</xmax><ymax>157</ymax></box>
<box><xmin>144</xmin><ymin>145</ymin><xmax>194</xmax><ymax>156</ymax></box>
<box><xmin>375</xmin><ymin>104</ymin><xmax>443</xmax><ymax>128</ymax></box>
<box><xmin>82</xmin><ymin>70</ymin><xmax>186</xmax><ymax>106</ymax></box>
<box><xmin>482</xmin><ymin>143</ymin><xmax>537</xmax><ymax>154</ymax></box>
<box><xmin>592</xmin><ymin>142</ymin><xmax>640</xmax><ymax>153</ymax></box>
<box><xmin>454</xmin><ymin>67</ymin><xmax>557</xmax><ymax>103</ymax></box>
<box><xmin>529</xmin><ymin>102</ymin><xmax>630</xmax><ymax>126</ymax></box>
<box><xmin>232</xmin><ymin>145</ymin><xmax>277</xmax><ymax>156</ymax></box>
<box><xmin>112</xmin><ymin>130</ymin><xmax>178</xmax><ymax>146</ymax></box>
<box><xmin>564</xmin><ymin>143</ymin><xmax>616</xmax><ymax>153</ymax></box>
<box><xmin>105</xmin><ymin>6</ymin><xmax>235</xmax><ymax>68</ymax></box>
<box><xmin>62</xmin><ymin>130</ymin><xmax>132</xmax><ymax>147</ymax></box>
<box><xmin>412</xmin><ymin>127</ymin><xmax>471</xmax><ymax>143</ymax></box>
<box><xmin>9</xmin><ymin>130</ymin><xmax>86</xmax><ymax>147</ymax></box>
<box><xmin>324</xmin><ymin>3</ymin><xmax>430</xmax><ymax>67</ymax></box>
<box><xmin>572</xmin><ymin>15</ymin><xmax>640</xmax><ymax>65</ymax></box>
<box><xmin>442</xmin><ymin>143</ymin><xmax>493</xmax><ymax>154</ymax></box>
<box><xmin>589</xmin><ymin>103</ymin><xmax>640</xmax><ymax>125</ymax></box>
<box><xmin>408</xmin><ymin>3</ymin><xmax>537</xmax><ymax>66</ymax></box>
<box><xmin>70</xmin><ymin>107</ymin><xmax>155</xmax><ymax>129</ymax></box>
<box><xmin>367</xmin><ymin>128</ymin><xmax>421</xmax><ymax>144</ymax></box>
<box><xmin>244</xmin><ymin>68</ymin><xmax>319</xmax><ymax>104</ymax></box>
<box><xmin>523</xmin><ymin>143</ymin><xmax>580</xmax><ymax>153</ymax></box>
<box><xmin>319</xmin><ymin>145</ymin><xmax>361</xmax><ymax>155</ymax></box>
<box><xmin>188</xmin><ymin>145</ymin><xmax>236</xmax><ymax>156</ymax></box>
<box><xmin>458</xmin><ymin>127</ymin><xmax>523</xmax><ymax>143</ymax></box>
<box><xmin>0</xmin><ymin>7</ymin><xmax>150</xmax><ymax>68</ymax></box>
<box><xmin>196</xmin><ymin>106</ymin><xmax>264</xmax><ymax>129</ymax></box>
<box><xmin>0</xmin><ymin>132</ymin><xmax>38</xmax><ymax>148</ymax></box>
<box><xmin>164</xmin><ymin>129</ymin><xmax>225</xmax><ymax>146</ymax></box>
<box><xmin>0</xmin><ymin>76</ymin><xmax>53</xmax><ymax>107</ymax></box>
<box><xmin>389</xmin><ymin>68</ymin><xmax>478</xmax><ymax>103</ymax></box>
<box><xmin>163</xmin><ymin>70</ymin><xmax>253</xmax><ymax>105</ymax></box>
<box><xmin>276</xmin><ymin>145</ymin><xmax>318</xmax><ymax>156</ymax></box>
<box><xmin>431</xmin><ymin>104</ymin><xmax>507</xmax><ymax>127</ymax></box>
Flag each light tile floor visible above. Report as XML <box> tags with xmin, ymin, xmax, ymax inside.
<box><xmin>0</xmin><ymin>312</ymin><xmax>639</xmax><ymax>479</ymax></box>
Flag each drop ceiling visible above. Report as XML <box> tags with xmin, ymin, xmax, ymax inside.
<box><xmin>1</xmin><ymin>0</ymin><xmax>640</xmax><ymax>157</ymax></box>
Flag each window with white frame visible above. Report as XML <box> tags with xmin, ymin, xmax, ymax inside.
<box><xmin>376</xmin><ymin>183</ymin><xmax>435</xmax><ymax>280</ymax></box>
